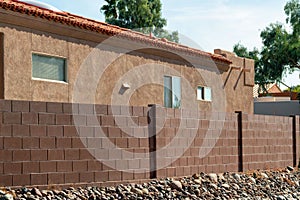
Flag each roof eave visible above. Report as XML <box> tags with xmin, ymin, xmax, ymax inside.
<box><xmin>0</xmin><ymin>0</ymin><xmax>232</xmax><ymax>65</ymax></box>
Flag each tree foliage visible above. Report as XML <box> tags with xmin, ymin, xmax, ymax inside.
<box><xmin>260</xmin><ymin>23</ymin><xmax>290</xmax><ymax>81</ymax></box>
<box><xmin>233</xmin><ymin>0</ymin><xmax>300</xmax><ymax>86</ymax></box>
<box><xmin>291</xmin><ymin>85</ymin><xmax>300</xmax><ymax>93</ymax></box>
<box><xmin>283</xmin><ymin>85</ymin><xmax>300</xmax><ymax>100</ymax></box>
<box><xmin>233</xmin><ymin>43</ymin><xmax>263</xmax><ymax>82</ymax></box>
<box><xmin>100</xmin><ymin>0</ymin><xmax>179</xmax><ymax>43</ymax></box>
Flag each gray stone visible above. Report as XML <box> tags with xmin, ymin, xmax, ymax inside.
<box><xmin>32</xmin><ymin>188</ymin><xmax>42</xmax><ymax>197</ymax></box>
<box><xmin>221</xmin><ymin>183</ymin><xmax>230</xmax><ymax>189</ymax></box>
<box><xmin>131</xmin><ymin>188</ymin><xmax>143</xmax><ymax>196</ymax></box>
<box><xmin>193</xmin><ymin>179</ymin><xmax>201</xmax><ymax>184</ymax></box>
<box><xmin>1</xmin><ymin>194</ymin><xmax>13</xmax><ymax>200</ymax></box>
<box><xmin>249</xmin><ymin>177</ymin><xmax>256</xmax><ymax>184</ymax></box>
<box><xmin>192</xmin><ymin>173</ymin><xmax>200</xmax><ymax>179</ymax></box>
<box><xmin>261</xmin><ymin>172</ymin><xmax>269</xmax><ymax>179</ymax></box>
<box><xmin>277</xmin><ymin>195</ymin><xmax>286</xmax><ymax>200</ymax></box>
<box><xmin>210</xmin><ymin>183</ymin><xmax>218</xmax><ymax>190</ymax></box>
<box><xmin>170</xmin><ymin>180</ymin><xmax>182</xmax><ymax>190</ymax></box>
<box><xmin>231</xmin><ymin>183</ymin><xmax>240</xmax><ymax>190</ymax></box>
<box><xmin>194</xmin><ymin>188</ymin><xmax>200</xmax><ymax>196</ymax></box>
<box><xmin>218</xmin><ymin>173</ymin><xmax>225</xmax><ymax>182</ymax></box>
<box><xmin>287</xmin><ymin>166</ymin><xmax>294</xmax><ymax>171</ymax></box>
<box><xmin>7</xmin><ymin>169</ymin><xmax>300</xmax><ymax>200</ymax></box>
<box><xmin>208</xmin><ymin>173</ymin><xmax>218</xmax><ymax>182</ymax></box>
<box><xmin>149</xmin><ymin>186</ymin><xmax>158</xmax><ymax>193</ymax></box>
<box><xmin>142</xmin><ymin>188</ymin><xmax>149</xmax><ymax>195</ymax></box>
<box><xmin>232</xmin><ymin>173</ymin><xmax>241</xmax><ymax>181</ymax></box>
<box><xmin>241</xmin><ymin>192</ymin><xmax>248</xmax><ymax>197</ymax></box>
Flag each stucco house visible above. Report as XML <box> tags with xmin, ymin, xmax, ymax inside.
<box><xmin>0</xmin><ymin>0</ymin><xmax>254</xmax><ymax>113</ymax></box>
<box><xmin>4</xmin><ymin>1</ymin><xmax>298</xmax><ymax>190</ymax></box>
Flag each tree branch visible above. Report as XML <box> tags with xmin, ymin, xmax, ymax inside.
<box><xmin>287</xmin><ymin>57</ymin><xmax>300</xmax><ymax>69</ymax></box>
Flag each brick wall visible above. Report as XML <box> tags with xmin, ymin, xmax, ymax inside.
<box><xmin>154</xmin><ymin>108</ymin><xmax>239</xmax><ymax>178</ymax></box>
<box><xmin>0</xmin><ymin>100</ymin><xmax>150</xmax><ymax>187</ymax></box>
<box><xmin>0</xmin><ymin>100</ymin><xmax>297</xmax><ymax>188</ymax></box>
<box><xmin>242</xmin><ymin>114</ymin><xmax>293</xmax><ymax>171</ymax></box>
<box><xmin>295</xmin><ymin>116</ymin><xmax>300</xmax><ymax>167</ymax></box>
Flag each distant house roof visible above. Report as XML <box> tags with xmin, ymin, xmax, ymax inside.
<box><xmin>267</xmin><ymin>84</ymin><xmax>282</xmax><ymax>94</ymax></box>
<box><xmin>253</xmin><ymin>83</ymin><xmax>299</xmax><ymax>100</ymax></box>
<box><xmin>253</xmin><ymin>83</ymin><xmax>281</xmax><ymax>98</ymax></box>
<box><xmin>0</xmin><ymin>0</ymin><xmax>231</xmax><ymax>64</ymax></box>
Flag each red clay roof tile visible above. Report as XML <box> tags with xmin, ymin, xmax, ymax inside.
<box><xmin>0</xmin><ymin>0</ymin><xmax>231</xmax><ymax>64</ymax></box>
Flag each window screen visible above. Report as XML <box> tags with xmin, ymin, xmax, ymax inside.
<box><xmin>32</xmin><ymin>53</ymin><xmax>66</xmax><ymax>82</ymax></box>
<box><xmin>197</xmin><ymin>86</ymin><xmax>204</xmax><ymax>100</ymax></box>
<box><xmin>164</xmin><ymin>76</ymin><xmax>181</xmax><ymax>108</ymax></box>
<box><xmin>164</xmin><ymin>76</ymin><xmax>172</xmax><ymax>108</ymax></box>
<box><xmin>197</xmin><ymin>86</ymin><xmax>212</xmax><ymax>101</ymax></box>
<box><xmin>204</xmin><ymin>87</ymin><xmax>212</xmax><ymax>101</ymax></box>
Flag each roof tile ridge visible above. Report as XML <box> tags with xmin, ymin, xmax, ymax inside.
<box><xmin>118</xmin><ymin>31</ymin><xmax>231</xmax><ymax>62</ymax></box>
<box><xmin>0</xmin><ymin>0</ymin><xmax>231</xmax><ymax>64</ymax></box>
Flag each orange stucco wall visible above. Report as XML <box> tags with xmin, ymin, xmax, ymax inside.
<box><xmin>0</xmin><ymin>11</ymin><xmax>254</xmax><ymax>114</ymax></box>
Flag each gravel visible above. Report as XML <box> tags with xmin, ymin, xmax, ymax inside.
<box><xmin>1</xmin><ymin>166</ymin><xmax>300</xmax><ymax>199</ymax></box>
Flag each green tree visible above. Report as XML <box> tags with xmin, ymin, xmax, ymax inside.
<box><xmin>233</xmin><ymin>43</ymin><xmax>264</xmax><ymax>83</ymax></box>
<box><xmin>285</xmin><ymin>0</ymin><xmax>300</xmax><ymax>35</ymax></box>
<box><xmin>100</xmin><ymin>0</ymin><xmax>179</xmax><ymax>43</ymax></box>
<box><xmin>259</xmin><ymin>23</ymin><xmax>290</xmax><ymax>81</ymax></box>
<box><xmin>291</xmin><ymin>85</ymin><xmax>300</xmax><ymax>93</ymax></box>
<box><xmin>233</xmin><ymin>0</ymin><xmax>300</xmax><ymax>86</ymax></box>
<box><xmin>284</xmin><ymin>85</ymin><xmax>300</xmax><ymax>100</ymax></box>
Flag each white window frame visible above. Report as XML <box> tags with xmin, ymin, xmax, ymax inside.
<box><xmin>164</xmin><ymin>75</ymin><xmax>181</xmax><ymax>108</ymax></box>
<box><xmin>197</xmin><ymin>86</ymin><xmax>212</xmax><ymax>101</ymax></box>
<box><xmin>31</xmin><ymin>52</ymin><xmax>68</xmax><ymax>83</ymax></box>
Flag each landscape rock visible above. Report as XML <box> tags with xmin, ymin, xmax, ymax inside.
<box><xmin>169</xmin><ymin>180</ymin><xmax>182</xmax><ymax>190</ymax></box>
<box><xmin>193</xmin><ymin>179</ymin><xmax>201</xmax><ymax>184</ymax></box>
<box><xmin>249</xmin><ymin>177</ymin><xmax>256</xmax><ymax>184</ymax></box>
<box><xmin>31</xmin><ymin>188</ymin><xmax>42</xmax><ymax>197</ymax></box>
<box><xmin>232</xmin><ymin>173</ymin><xmax>241</xmax><ymax>181</ymax></box>
<box><xmin>208</xmin><ymin>173</ymin><xmax>218</xmax><ymax>182</ymax></box>
<box><xmin>221</xmin><ymin>183</ymin><xmax>230</xmax><ymax>189</ymax></box>
<box><xmin>0</xmin><ymin>194</ymin><xmax>13</xmax><ymax>200</ymax></box>
<box><xmin>131</xmin><ymin>187</ymin><xmax>143</xmax><ymax>195</ymax></box>
<box><xmin>3</xmin><ymin>168</ymin><xmax>300</xmax><ymax>199</ymax></box>
<box><xmin>141</xmin><ymin>188</ymin><xmax>149</xmax><ymax>195</ymax></box>
<box><xmin>261</xmin><ymin>172</ymin><xmax>269</xmax><ymax>179</ymax></box>
<box><xmin>287</xmin><ymin>166</ymin><xmax>294</xmax><ymax>171</ymax></box>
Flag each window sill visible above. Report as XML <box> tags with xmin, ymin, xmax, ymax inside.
<box><xmin>197</xmin><ymin>99</ymin><xmax>212</xmax><ymax>102</ymax></box>
<box><xmin>32</xmin><ymin>77</ymin><xmax>68</xmax><ymax>84</ymax></box>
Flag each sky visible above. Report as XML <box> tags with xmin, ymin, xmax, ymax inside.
<box><xmin>26</xmin><ymin>0</ymin><xmax>299</xmax><ymax>88</ymax></box>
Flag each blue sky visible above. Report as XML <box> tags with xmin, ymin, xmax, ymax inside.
<box><xmin>26</xmin><ymin>0</ymin><xmax>299</xmax><ymax>87</ymax></box>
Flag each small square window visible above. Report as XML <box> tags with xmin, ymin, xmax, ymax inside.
<box><xmin>197</xmin><ymin>86</ymin><xmax>212</xmax><ymax>101</ymax></box>
<box><xmin>32</xmin><ymin>53</ymin><xmax>67</xmax><ymax>82</ymax></box>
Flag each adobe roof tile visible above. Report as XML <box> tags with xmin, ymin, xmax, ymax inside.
<box><xmin>0</xmin><ymin>0</ymin><xmax>231</xmax><ymax>64</ymax></box>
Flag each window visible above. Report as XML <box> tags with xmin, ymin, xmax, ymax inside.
<box><xmin>197</xmin><ymin>86</ymin><xmax>212</xmax><ymax>101</ymax></box>
<box><xmin>32</xmin><ymin>53</ymin><xmax>67</xmax><ymax>82</ymax></box>
<box><xmin>164</xmin><ymin>76</ymin><xmax>181</xmax><ymax>108</ymax></box>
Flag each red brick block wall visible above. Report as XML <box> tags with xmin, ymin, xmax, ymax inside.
<box><xmin>295</xmin><ymin>116</ymin><xmax>300</xmax><ymax>167</ymax></box>
<box><xmin>242</xmin><ymin>114</ymin><xmax>293</xmax><ymax>171</ymax></box>
<box><xmin>155</xmin><ymin>107</ymin><xmax>239</xmax><ymax>178</ymax></box>
<box><xmin>0</xmin><ymin>100</ymin><xmax>150</xmax><ymax>187</ymax></box>
<box><xmin>0</xmin><ymin>100</ymin><xmax>297</xmax><ymax>188</ymax></box>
